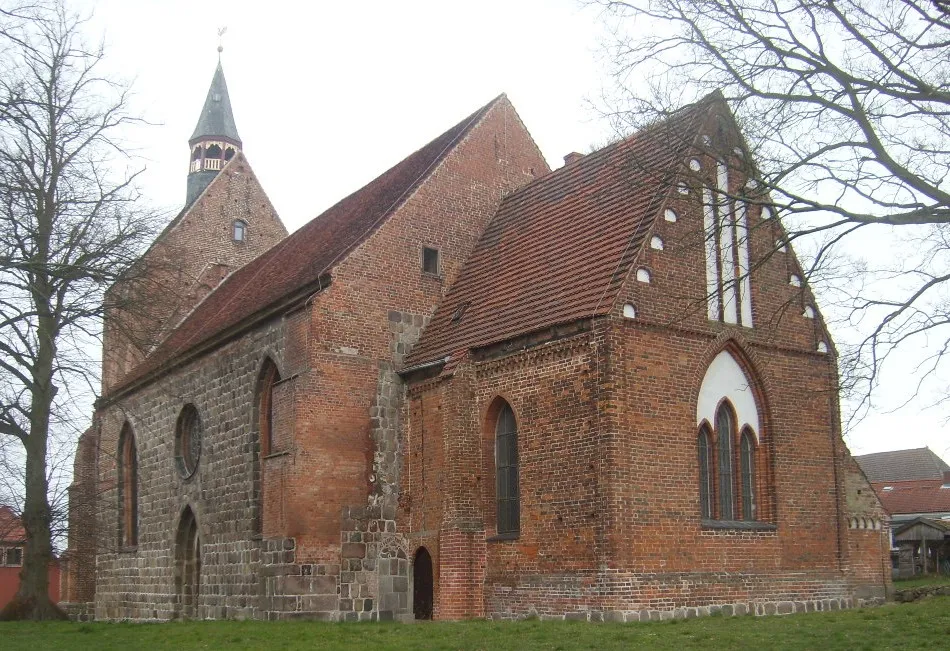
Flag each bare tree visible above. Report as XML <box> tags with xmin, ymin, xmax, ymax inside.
<box><xmin>0</xmin><ymin>2</ymin><xmax>158</xmax><ymax>620</ymax></box>
<box><xmin>588</xmin><ymin>0</ymin><xmax>950</xmax><ymax>419</ymax></box>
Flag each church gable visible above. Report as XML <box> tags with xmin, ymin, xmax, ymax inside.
<box><xmin>613</xmin><ymin>96</ymin><xmax>832</xmax><ymax>355</ymax></box>
<box><xmin>308</xmin><ymin>94</ymin><xmax>549</xmax><ymax>362</ymax></box>
<box><xmin>101</xmin><ymin>152</ymin><xmax>287</xmax><ymax>393</ymax></box>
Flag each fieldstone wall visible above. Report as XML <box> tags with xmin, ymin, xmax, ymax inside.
<box><xmin>93</xmin><ymin>316</ymin><xmax>286</xmax><ymax>621</ymax></box>
<box><xmin>335</xmin><ymin>309</ymin><xmax>425</xmax><ymax>621</ymax></box>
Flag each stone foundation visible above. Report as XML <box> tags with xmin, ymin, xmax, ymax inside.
<box><xmin>60</xmin><ymin>601</ymin><xmax>95</xmax><ymax>622</ymax></box>
<box><xmin>526</xmin><ymin>596</ymin><xmax>885</xmax><ymax>623</ymax></box>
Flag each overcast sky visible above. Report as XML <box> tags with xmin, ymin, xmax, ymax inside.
<box><xmin>74</xmin><ymin>0</ymin><xmax>946</xmax><ymax>460</ymax></box>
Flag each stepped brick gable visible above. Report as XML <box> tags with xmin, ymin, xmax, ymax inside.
<box><xmin>62</xmin><ymin>78</ymin><xmax>888</xmax><ymax>622</ymax></box>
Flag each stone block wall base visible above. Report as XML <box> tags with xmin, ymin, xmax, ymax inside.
<box><xmin>60</xmin><ymin>601</ymin><xmax>95</xmax><ymax>622</ymax></box>
<box><xmin>497</xmin><ymin>597</ymin><xmax>887</xmax><ymax>623</ymax></box>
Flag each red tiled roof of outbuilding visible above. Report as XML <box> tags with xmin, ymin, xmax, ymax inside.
<box><xmin>110</xmin><ymin>95</ymin><xmax>507</xmax><ymax>397</ymax></box>
<box><xmin>404</xmin><ymin>97</ymin><xmax>713</xmax><ymax>366</ymax></box>
<box><xmin>871</xmin><ymin>479</ymin><xmax>950</xmax><ymax>516</ymax></box>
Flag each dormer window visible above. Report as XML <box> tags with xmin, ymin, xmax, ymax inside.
<box><xmin>233</xmin><ymin>219</ymin><xmax>247</xmax><ymax>242</ymax></box>
<box><xmin>422</xmin><ymin>246</ymin><xmax>440</xmax><ymax>275</ymax></box>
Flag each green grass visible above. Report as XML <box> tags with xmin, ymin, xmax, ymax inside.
<box><xmin>2</xmin><ymin>596</ymin><xmax>948</xmax><ymax>650</ymax></box>
<box><xmin>893</xmin><ymin>574</ymin><xmax>950</xmax><ymax>590</ymax></box>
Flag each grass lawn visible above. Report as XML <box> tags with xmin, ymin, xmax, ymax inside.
<box><xmin>2</xmin><ymin>596</ymin><xmax>948</xmax><ymax>650</ymax></box>
<box><xmin>892</xmin><ymin>574</ymin><xmax>950</xmax><ymax>590</ymax></box>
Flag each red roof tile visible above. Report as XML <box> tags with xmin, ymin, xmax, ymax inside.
<box><xmin>404</xmin><ymin>99</ymin><xmax>712</xmax><ymax>366</ymax></box>
<box><xmin>110</xmin><ymin>95</ymin><xmax>505</xmax><ymax>397</ymax></box>
<box><xmin>872</xmin><ymin>479</ymin><xmax>950</xmax><ymax>516</ymax></box>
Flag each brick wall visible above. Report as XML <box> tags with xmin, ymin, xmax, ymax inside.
<box><xmin>842</xmin><ymin>455</ymin><xmax>891</xmax><ymax>593</ymax></box>
<box><xmin>402</xmin><ymin>118</ymin><xmax>888</xmax><ymax>620</ymax></box>
<box><xmin>61</xmin><ymin>426</ymin><xmax>98</xmax><ymax>606</ymax></box>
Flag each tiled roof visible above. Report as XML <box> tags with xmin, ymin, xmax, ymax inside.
<box><xmin>404</xmin><ymin>98</ymin><xmax>712</xmax><ymax>366</ymax></box>
<box><xmin>871</xmin><ymin>479</ymin><xmax>950</xmax><ymax>516</ymax></box>
<box><xmin>0</xmin><ymin>505</ymin><xmax>25</xmax><ymax>543</ymax></box>
<box><xmin>855</xmin><ymin>447</ymin><xmax>950</xmax><ymax>483</ymax></box>
<box><xmin>110</xmin><ymin>95</ymin><xmax>505</xmax><ymax>397</ymax></box>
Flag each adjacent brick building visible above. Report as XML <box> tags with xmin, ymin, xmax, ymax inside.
<box><xmin>1</xmin><ymin>506</ymin><xmax>60</xmax><ymax>610</ymax></box>
<box><xmin>62</xmin><ymin>60</ymin><xmax>890</xmax><ymax>621</ymax></box>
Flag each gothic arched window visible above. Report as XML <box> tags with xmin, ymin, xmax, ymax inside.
<box><xmin>696</xmin><ymin>349</ymin><xmax>769</xmax><ymax>525</ymax></box>
<box><xmin>118</xmin><ymin>422</ymin><xmax>138</xmax><ymax>546</ymax></box>
<box><xmin>697</xmin><ymin>426</ymin><xmax>713</xmax><ymax>519</ymax></box>
<box><xmin>257</xmin><ymin>358</ymin><xmax>281</xmax><ymax>455</ymax></box>
<box><xmin>495</xmin><ymin>402</ymin><xmax>520</xmax><ymax>536</ymax></box>
<box><xmin>716</xmin><ymin>403</ymin><xmax>736</xmax><ymax>520</ymax></box>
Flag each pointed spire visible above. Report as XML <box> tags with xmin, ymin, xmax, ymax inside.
<box><xmin>185</xmin><ymin>51</ymin><xmax>244</xmax><ymax>205</ymax></box>
<box><xmin>190</xmin><ymin>60</ymin><xmax>242</xmax><ymax>145</ymax></box>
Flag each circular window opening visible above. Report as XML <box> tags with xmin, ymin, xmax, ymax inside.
<box><xmin>175</xmin><ymin>404</ymin><xmax>203</xmax><ymax>479</ymax></box>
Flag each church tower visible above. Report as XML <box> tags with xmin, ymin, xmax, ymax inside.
<box><xmin>97</xmin><ymin>48</ymin><xmax>287</xmax><ymax>394</ymax></box>
<box><xmin>186</xmin><ymin>48</ymin><xmax>243</xmax><ymax>204</ymax></box>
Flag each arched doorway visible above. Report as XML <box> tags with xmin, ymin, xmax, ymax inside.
<box><xmin>175</xmin><ymin>506</ymin><xmax>201</xmax><ymax>619</ymax></box>
<box><xmin>413</xmin><ymin>547</ymin><xmax>433</xmax><ymax>620</ymax></box>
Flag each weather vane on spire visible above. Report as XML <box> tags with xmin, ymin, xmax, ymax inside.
<box><xmin>217</xmin><ymin>26</ymin><xmax>227</xmax><ymax>56</ymax></box>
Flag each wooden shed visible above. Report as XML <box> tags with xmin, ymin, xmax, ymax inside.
<box><xmin>893</xmin><ymin>517</ymin><xmax>950</xmax><ymax>577</ymax></box>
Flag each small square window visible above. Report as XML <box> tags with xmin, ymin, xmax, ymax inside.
<box><xmin>5</xmin><ymin>547</ymin><xmax>22</xmax><ymax>566</ymax></box>
<box><xmin>233</xmin><ymin>220</ymin><xmax>247</xmax><ymax>242</ymax></box>
<box><xmin>422</xmin><ymin>247</ymin><xmax>440</xmax><ymax>275</ymax></box>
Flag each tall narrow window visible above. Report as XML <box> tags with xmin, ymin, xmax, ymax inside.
<box><xmin>716</xmin><ymin>404</ymin><xmax>735</xmax><ymax>520</ymax></box>
<box><xmin>258</xmin><ymin>359</ymin><xmax>281</xmax><ymax>455</ymax></box>
<box><xmin>700</xmin><ymin>162</ymin><xmax>754</xmax><ymax>327</ymax></box>
<box><xmin>697</xmin><ymin>427</ymin><xmax>713</xmax><ymax>519</ymax></box>
<box><xmin>740</xmin><ymin>429</ymin><xmax>756</xmax><ymax>521</ymax></box>
<box><xmin>422</xmin><ymin>246</ymin><xmax>440</xmax><ymax>275</ymax></box>
<box><xmin>495</xmin><ymin>402</ymin><xmax>520</xmax><ymax>535</ymax></box>
<box><xmin>118</xmin><ymin>423</ymin><xmax>138</xmax><ymax>546</ymax></box>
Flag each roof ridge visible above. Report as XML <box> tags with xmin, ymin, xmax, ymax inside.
<box><xmin>316</xmin><ymin>93</ymin><xmax>506</xmax><ymax>273</ymax></box>
<box><xmin>497</xmin><ymin>98</ymin><xmax>712</xmax><ymax>213</ymax></box>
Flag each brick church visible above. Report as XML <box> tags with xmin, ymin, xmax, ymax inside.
<box><xmin>60</xmin><ymin>57</ymin><xmax>891</xmax><ymax>621</ymax></box>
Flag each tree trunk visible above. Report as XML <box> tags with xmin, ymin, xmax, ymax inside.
<box><xmin>0</xmin><ymin>315</ymin><xmax>66</xmax><ymax>621</ymax></box>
